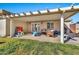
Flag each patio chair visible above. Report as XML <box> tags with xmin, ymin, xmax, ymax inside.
<box><xmin>41</xmin><ymin>29</ymin><xmax>47</xmax><ymax>35</ymax></box>
<box><xmin>53</xmin><ymin>30</ymin><xmax>59</xmax><ymax>37</ymax></box>
<box><xmin>14</xmin><ymin>26</ymin><xmax>24</xmax><ymax>37</ymax></box>
<box><xmin>47</xmin><ymin>30</ymin><xmax>54</xmax><ymax>37</ymax></box>
<box><xmin>32</xmin><ymin>31</ymin><xmax>41</xmax><ymax>36</ymax></box>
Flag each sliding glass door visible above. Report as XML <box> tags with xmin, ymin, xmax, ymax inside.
<box><xmin>31</xmin><ymin>23</ymin><xmax>40</xmax><ymax>32</ymax></box>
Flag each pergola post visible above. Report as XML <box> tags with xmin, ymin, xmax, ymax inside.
<box><xmin>60</xmin><ymin>14</ymin><xmax>64</xmax><ymax>44</ymax></box>
<box><xmin>10</xmin><ymin>20</ymin><xmax>13</xmax><ymax>37</ymax></box>
<box><xmin>10</xmin><ymin>20</ymin><xmax>15</xmax><ymax>37</ymax></box>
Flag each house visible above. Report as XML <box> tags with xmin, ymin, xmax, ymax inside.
<box><xmin>70</xmin><ymin>22</ymin><xmax>79</xmax><ymax>33</ymax></box>
<box><xmin>0</xmin><ymin>5</ymin><xmax>79</xmax><ymax>43</ymax></box>
<box><xmin>65</xmin><ymin>19</ymin><xmax>79</xmax><ymax>34</ymax></box>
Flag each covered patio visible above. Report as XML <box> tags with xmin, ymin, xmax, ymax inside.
<box><xmin>1</xmin><ymin>5</ymin><xmax>79</xmax><ymax>43</ymax></box>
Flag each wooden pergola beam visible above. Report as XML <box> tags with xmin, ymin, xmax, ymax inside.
<box><xmin>23</xmin><ymin>12</ymin><xmax>26</xmax><ymax>16</ymax></box>
<box><xmin>47</xmin><ymin>9</ymin><xmax>50</xmax><ymax>13</ymax></box>
<box><xmin>37</xmin><ymin>10</ymin><xmax>41</xmax><ymax>14</ymax></box>
<box><xmin>30</xmin><ymin>11</ymin><xmax>33</xmax><ymax>15</ymax></box>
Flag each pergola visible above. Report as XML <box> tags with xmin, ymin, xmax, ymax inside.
<box><xmin>1</xmin><ymin>5</ymin><xmax>79</xmax><ymax>43</ymax></box>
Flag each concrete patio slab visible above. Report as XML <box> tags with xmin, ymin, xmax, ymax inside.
<box><xmin>14</xmin><ymin>34</ymin><xmax>60</xmax><ymax>43</ymax></box>
<box><xmin>65</xmin><ymin>37</ymin><xmax>79</xmax><ymax>45</ymax></box>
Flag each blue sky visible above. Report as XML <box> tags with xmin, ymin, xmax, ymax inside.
<box><xmin>0</xmin><ymin>3</ymin><xmax>79</xmax><ymax>23</ymax></box>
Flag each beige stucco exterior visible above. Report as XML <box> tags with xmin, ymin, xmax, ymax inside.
<box><xmin>10</xmin><ymin>19</ymin><xmax>60</xmax><ymax>36</ymax></box>
<box><xmin>13</xmin><ymin>20</ymin><xmax>27</xmax><ymax>33</ymax></box>
<box><xmin>28</xmin><ymin>20</ymin><xmax>60</xmax><ymax>32</ymax></box>
<box><xmin>10</xmin><ymin>19</ymin><xmax>28</xmax><ymax>36</ymax></box>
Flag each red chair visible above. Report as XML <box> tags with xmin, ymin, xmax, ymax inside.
<box><xmin>16</xmin><ymin>26</ymin><xmax>24</xmax><ymax>37</ymax></box>
<box><xmin>17</xmin><ymin>26</ymin><xmax>23</xmax><ymax>32</ymax></box>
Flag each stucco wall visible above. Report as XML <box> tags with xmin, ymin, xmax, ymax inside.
<box><xmin>10</xmin><ymin>16</ymin><xmax>60</xmax><ymax>35</ymax></box>
<box><xmin>41</xmin><ymin>20</ymin><xmax>60</xmax><ymax>31</ymax></box>
<box><xmin>0</xmin><ymin>19</ymin><xmax>6</xmax><ymax>36</ymax></box>
<box><xmin>53</xmin><ymin>20</ymin><xmax>60</xmax><ymax>31</ymax></box>
<box><xmin>10</xmin><ymin>20</ymin><xmax>27</xmax><ymax>36</ymax></box>
<box><xmin>11</xmin><ymin>13</ymin><xmax>61</xmax><ymax>33</ymax></box>
<box><xmin>6</xmin><ymin>19</ymin><xmax>10</xmax><ymax>36</ymax></box>
<box><xmin>41</xmin><ymin>21</ymin><xmax>47</xmax><ymax>30</ymax></box>
<box><xmin>13</xmin><ymin>20</ymin><xmax>27</xmax><ymax>33</ymax></box>
<box><xmin>26</xmin><ymin>20</ymin><xmax>60</xmax><ymax>32</ymax></box>
<box><xmin>27</xmin><ymin>22</ymin><xmax>31</xmax><ymax>33</ymax></box>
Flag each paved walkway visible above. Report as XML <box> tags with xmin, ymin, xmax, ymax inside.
<box><xmin>66</xmin><ymin>37</ymin><xmax>79</xmax><ymax>45</ymax></box>
<box><xmin>14</xmin><ymin>34</ymin><xmax>60</xmax><ymax>43</ymax></box>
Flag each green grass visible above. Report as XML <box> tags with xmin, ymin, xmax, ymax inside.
<box><xmin>0</xmin><ymin>38</ymin><xmax>79</xmax><ymax>55</ymax></box>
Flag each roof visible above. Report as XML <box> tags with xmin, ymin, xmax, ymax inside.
<box><xmin>13</xmin><ymin>5</ymin><xmax>79</xmax><ymax>16</ymax></box>
<box><xmin>0</xmin><ymin>9</ymin><xmax>13</xmax><ymax>15</ymax></box>
<box><xmin>0</xmin><ymin>5</ymin><xmax>79</xmax><ymax>21</ymax></box>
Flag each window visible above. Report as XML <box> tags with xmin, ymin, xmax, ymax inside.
<box><xmin>32</xmin><ymin>23</ymin><xmax>40</xmax><ymax>32</ymax></box>
<box><xmin>47</xmin><ymin>22</ymin><xmax>53</xmax><ymax>29</ymax></box>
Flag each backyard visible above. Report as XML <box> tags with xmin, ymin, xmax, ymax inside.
<box><xmin>0</xmin><ymin>38</ymin><xmax>79</xmax><ymax>55</ymax></box>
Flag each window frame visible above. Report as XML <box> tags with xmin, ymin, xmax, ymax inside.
<box><xmin>47</xmin><ymin>21</ymin><xmax>53</xmax><ymax>29</ymax></box>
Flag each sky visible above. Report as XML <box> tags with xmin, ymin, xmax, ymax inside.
<box><xmin>0</xmin><ymin>3</ymin><xmax>79</xmax><ymax>23</ymax></box>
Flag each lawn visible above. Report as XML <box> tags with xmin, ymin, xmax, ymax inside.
<box><xmin>0</xmin><ymin>38</ymin><xmax>79</xmax><ymax>55</ymax></box>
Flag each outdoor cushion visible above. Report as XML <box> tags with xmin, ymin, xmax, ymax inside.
<box><xmin>32</xmin><ymin>32</ymin><xmax>41</xmax><ymax>36</ymax></box>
